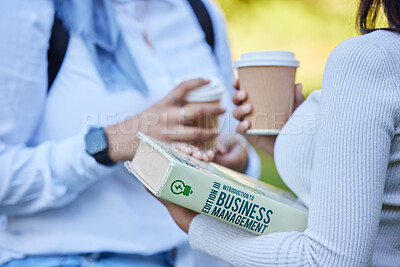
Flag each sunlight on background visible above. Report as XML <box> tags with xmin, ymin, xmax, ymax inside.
<box><xmin>217</xmin><ymin>0</ymin><xmax>359</xmax><ymax>190</ymax></box>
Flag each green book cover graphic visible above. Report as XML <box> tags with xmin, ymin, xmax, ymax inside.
<box><xmin>125</xmin><ymin>133</ymin><xmax>308</xmax><ymax>236</ymax></box>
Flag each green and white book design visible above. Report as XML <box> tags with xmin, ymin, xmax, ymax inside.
<box><xmin>125</xmin><ymin>133</ymin><xmax>308</xmax><ymax>236</ymax></box>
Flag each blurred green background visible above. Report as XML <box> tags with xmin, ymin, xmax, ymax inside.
<box><xmin>217</xmin><ymin>0</ymin><xmax>358</xmax><ymax>190</ymax></box>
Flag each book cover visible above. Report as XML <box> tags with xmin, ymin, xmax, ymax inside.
<box><xmin>125</xmin><ymin>133</ymin><xmax>308</xmax><ymax>236</ymax></box>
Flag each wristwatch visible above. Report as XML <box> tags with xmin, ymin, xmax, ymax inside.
<box><xmin>85</xmin><ymin>127</ymin><xmax>115</xmax><ymax>166</ymax></box>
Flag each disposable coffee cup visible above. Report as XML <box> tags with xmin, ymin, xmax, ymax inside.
<box><xmin>234</xmin><ymin>51</ymin><xmax>299</xmax><ymax>135</ymax></box>
<box><xmin>179</xmin><ymin>76</ymin><xmax>225</xmax><ymax>150</ymax></box>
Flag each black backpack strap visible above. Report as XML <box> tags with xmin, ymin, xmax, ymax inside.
<box><xmin>187</xmin><ymin>0</ymin><xmax>215</xmax><ymax>52</ymax></box>
<box><xmin>47</xmin><ymin>15</ymin><xmax>70</xmax><ymax>91</ymax></box>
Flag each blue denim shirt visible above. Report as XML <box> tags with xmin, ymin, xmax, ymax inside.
<box><xmin>0</xmin><ymin>0</ymin><xmax>261</xmax><ymax>265</ymax></box>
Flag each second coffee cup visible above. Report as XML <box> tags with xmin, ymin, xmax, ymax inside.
<box><xmin>182</xmin><ymin>76</ymin><xmax>225</xmax><ymax>150</ymax></box>
<box><xmin>235</xmin><ymin>51</ymin><xmax>299</xmax><ymax>135</ymax></box>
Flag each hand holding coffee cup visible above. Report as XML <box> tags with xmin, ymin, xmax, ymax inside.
<box><xmin>232</xmin><ymin>79</ymin><xmax>304</xmax><ymax>155</ymax></box>
<box><xmin>234</xmin><ymin>51</ymin><xmax>301</xmax><ymax>135</ymax></box>
<box><xmin>174</xmin><ymin>76</ymin><xmax>226</xmax><ymax>150</ymax></box>
<box><xmin>105</xmin><ymin>78</ymin><xmax>224</xmax><ymax>163</ymax></box>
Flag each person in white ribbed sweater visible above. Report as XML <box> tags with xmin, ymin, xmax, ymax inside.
<box><xmin>158</xmin><ymin>0</ymin><xmax>400</xmax><ymax>266</ymax></box>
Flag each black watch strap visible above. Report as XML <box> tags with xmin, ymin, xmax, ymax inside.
<box><xmin>85</xmin><ymin>127</ymin><xmax>115</xmax><ymax>166</ymax></box>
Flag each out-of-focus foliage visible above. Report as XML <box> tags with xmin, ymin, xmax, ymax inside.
<box><xmin>218</xmin><ymin>0</ymin><xmax>359</xmax><ymax>96</ymax></box>
<box><xmin>217</xmin><ymin>0</ymin><xmax>360</xmax><ymax>190</ymax></box>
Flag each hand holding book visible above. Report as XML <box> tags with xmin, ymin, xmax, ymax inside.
<box><xmin>150</xmin><ymin>136</ymin><xmax>249</xmax><ymax>233</ymax></box>
<box><xmin>125</xmin><ymin>133</ymin><xmax>308</xmax><ymax>236</ymax></box>
<box><xmin>172</xmin><ymin>135</ymin><xmax>249</xmax><ymax>173</ymax></box>
<box><xmin>155</xmin><ymin>193</ymin><xmax>197</xmax><ymax>233</ymax></box>
<box><xmin>170</xmin><ymin>142</ymin><xmax>215</xmax><ymax>162</ymax></box>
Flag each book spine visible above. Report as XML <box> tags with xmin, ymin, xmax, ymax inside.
<box><xmin>157</xmin><ymin>163</ymin><xmax>308</xmax><ymax>236</ymax></box>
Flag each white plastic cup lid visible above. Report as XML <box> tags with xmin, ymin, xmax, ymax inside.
<box><xmin>174</xmin><ymin>75</ymin><xmax>225</xmax><ymax>102</ymax></box>
<box><xmin>234</xmin><ymin>51</ymin><xmax>299</xmax><ymax>68</ymax></box>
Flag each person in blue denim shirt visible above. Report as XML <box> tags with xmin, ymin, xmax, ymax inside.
<box><xmin>0</xmin><ymin>0</ymin><xmax>261</xmax><ymax>266</ymax></box>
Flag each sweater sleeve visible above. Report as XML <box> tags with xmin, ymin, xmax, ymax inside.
<box><xmin>188</xmin><ymin>36</ymin><xmax>399</xmax><ymax>266</ymax></box>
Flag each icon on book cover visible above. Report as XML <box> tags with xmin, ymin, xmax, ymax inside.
<box><xmin>171</xmin><ymin>180</ymin><xmax>193</xmax><ymax>196</ymax></box>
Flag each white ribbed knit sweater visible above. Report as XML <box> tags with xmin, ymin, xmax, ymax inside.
<box><xmin>188</xmin><ymin>30</ymin><xmax>400</xmax><ymax>266</ymax></box>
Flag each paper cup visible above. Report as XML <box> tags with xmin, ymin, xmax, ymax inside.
<box><xmin>234</xmin><ymin>51</ymin><xmax>299</xmax><ymax>135</ymax></box>
<box><xmin>177</xmin><ymin>76</ymin><xmax>225</xmax><ymax>150</ymax></box>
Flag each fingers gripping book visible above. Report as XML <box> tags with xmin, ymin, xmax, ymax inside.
<box><xmin>125</xmin><ymin>133</ymin><xmax>308</xmax><ymax>236</ymax></box>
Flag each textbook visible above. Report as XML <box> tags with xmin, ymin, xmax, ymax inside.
<box><xmin>125</xmin><ymin>133</ymin><xmax>308</xmax><ymax>236</ymax></box>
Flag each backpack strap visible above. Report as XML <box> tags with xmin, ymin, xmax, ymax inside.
<box><xmin>47</xmin><ymin>15</ymin><xmax>70</xmax><ymax>91</ymax></box>
<box><xmin>187</xmin><ymin>0</ymin><xmax>215</xmax><ymax>52</ymax></box>
<box><xmin>47</xmin><ymin>0</ymin><xmax>214</xmax><ymax>91</ymax></box>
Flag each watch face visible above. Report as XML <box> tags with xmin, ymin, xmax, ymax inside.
<box><xmin>86</xmin><ymin>128</ymin><xmax>108</xmax><ymax>155</ymax></box>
